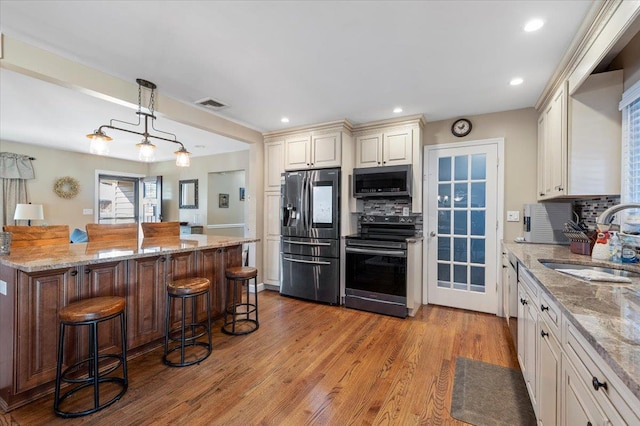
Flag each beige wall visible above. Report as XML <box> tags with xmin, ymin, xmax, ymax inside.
<box><xmin>207</xmin><ymin>170</ymin><xmax>245</xmax><ymax>225</ymax></box>
<box><xmin>424</xmin><ymin>107</ymin><xmax>538</xmax><ymax>242</ymax></box>
<box><xmin>147</xmin><ymin>150</ymin><xmax>250</xmax><ymax>226</ymax></box>
<box><xmin>1</xmin><ymin>139</ymin><xmax>148</xmax><ymax>230</ymax></box>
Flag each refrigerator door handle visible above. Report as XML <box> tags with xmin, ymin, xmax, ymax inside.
<box><xmin>282</xmin><ymin>256</ymin><xmax>331</xmax><ymax>266</ymax></box>
<box><xmin>282</xmin><ymin>240</ymin><xmax>331</xmax><ymax>246</ymax></box>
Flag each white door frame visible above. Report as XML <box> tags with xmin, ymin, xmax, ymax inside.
<box><xmin>423</xmin><ymin>138</ymin><xmax>505</xmax><ymax>315</ymax></box>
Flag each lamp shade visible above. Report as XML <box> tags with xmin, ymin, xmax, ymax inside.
<box><xmin>14</xmin><ymin>204</ymin><xmax>44</xmax><ymax>221</ymax></box>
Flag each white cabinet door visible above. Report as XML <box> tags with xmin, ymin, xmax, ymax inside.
<box><xmin>355</xmin><ymin>133</ymin><xmax>382</xmax><ymax>167</ymax></box>
<box><xmin>383</xmin><ymin>129</ymin><xmax>413</xmax><ymax>166</ymax></box>
<box><xmin>263</xmin><ymin>192</ymin><xmax>281</xmax><ymax>286</ymax></box>
<box><xmin>284</xmin><ymin>134</ymin><xmax>311</xmax><ymax>170</ymax></box>
<box><xmin>546</xmin><ymin>85</ymin><xmax>566</xmax><ymax>196</ymax></box>
<box><xmin>524</xmin><ymin>293</ymin><xmax>538</xmax><ymax>412</ymax></box>
<box><xmin>538</xmin><ymin>317</ymin><xmax>561</xmax><ymax>426</ymax></box>
<box><xmin>265</xmin><ymin>192</ymin><xmax>281</xmax><ymax>238</ymax></box>
<box><xmin>265</xmin><ymin>140</ymin><xmax>284</xmax><ymax>191</ymax></box>
<box><xmin>537</xmin><ymin>114</ymin><xmax>547</xmax><ymax>199</ymax></box>
<box><xmin>563</xmin><ymin>359</ymin><xmax>608</xmax><ymax>426</ymax></box>
<box><xmin>264</xmin><ymin>237</ymin><xmax>281</xmax><ymax>286</ymax></box>
<box><xmin>311</xmin><ymin>132</ymin><xmax>341</xmax><ymax>168</ymax></box>
<box><xmin>517</xmin><ymin>286</ymin><xmax>527</xmax><ymax>373</ymax></box>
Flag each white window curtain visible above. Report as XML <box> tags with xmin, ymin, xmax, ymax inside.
<box><xmin>0</xmin><ymin>152</ymin><xmax>36</xmax><ymax>226</ymax></box>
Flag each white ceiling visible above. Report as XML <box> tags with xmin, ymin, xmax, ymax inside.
<box><xmin>0</xmin><ymin>1</ymin><xmax>594</xmax><ymax>162</ymax></box>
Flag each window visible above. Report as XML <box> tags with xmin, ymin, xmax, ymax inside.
<box><xmin>98</xmin><ymin>174</ymin><xmax>139</xmax><ymax>224</ymax></box>
<box><xmin>620</xmin><ymin>79</ymin><xmax>640</xmax><ymax>223</ymax></box>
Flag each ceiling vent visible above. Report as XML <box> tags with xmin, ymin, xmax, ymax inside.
<box><xmin>195</xmin><ymin>97</ymin><xmax>228</xmax><ymax>110</ymax></box>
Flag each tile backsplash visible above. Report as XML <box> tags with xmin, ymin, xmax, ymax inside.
<box><xmin>362</xmin><ymin>198</ymin><xmax>412</xmax><ymax>215</ymax></box>
<box><xmin>573</xmin><ymin>196</ymin><xmax>620</xmax><ymax>229</ymax></box>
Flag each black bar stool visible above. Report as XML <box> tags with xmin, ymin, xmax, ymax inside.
<box><xmin>222</xmin><ymin>266</ymin><xmax>259</xmax><ymax>335</ymax></box>
<box><xmin>54</xmin><ymin>296</ymin><xmax>128</xmax><ymax>418</ymax></box>
<box><xmin>164</xmin><ymin>277</ymin><xmax>212</xmax><ymax>367</ymax></box>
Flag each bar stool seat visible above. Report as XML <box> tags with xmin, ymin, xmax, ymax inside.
<box><xmin>222</xmin><ymin>266</ymin><xmax>259</xmax><ymax>335</ymax></box>
<box><xmin>164</xmin><ymin>277</ymin><xmax>212</xmax><ymax>367</ymax></box>
<box><xmin>54</xmin><ymin>296</ymin><xmax>128</xmax><ymax>418</ymax></box>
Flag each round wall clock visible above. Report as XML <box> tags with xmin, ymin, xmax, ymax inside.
<box><xmin>451</xmin><ymin>118</ymin><xmax>472</xmax><ymax>137</ymax></box>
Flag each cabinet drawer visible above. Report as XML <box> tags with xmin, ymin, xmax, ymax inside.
<box><xmin>538</xmin><ymin>290</ymin><xmax>560</xmax><ymax>338</ymax></box>
<box><xmin>564</xmin><ymin>320</ymin><xmax>640</xmax><ymax>424</ymax></box>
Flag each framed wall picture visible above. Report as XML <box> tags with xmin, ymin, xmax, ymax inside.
<box><xmin>239</xmin><ymin>187</ymin><xmax>245</xmax><ymax>201</ymax></box>
<box><xmin>219</xmin><ymin>193</ymin><xmax>229</xmax><ymax>208</ymax></box>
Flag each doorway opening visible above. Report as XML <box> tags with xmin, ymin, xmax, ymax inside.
<box><xmin>207</xmin><ymin>170</ymin><xmax>246</xmax><ymax>237</ymax></box>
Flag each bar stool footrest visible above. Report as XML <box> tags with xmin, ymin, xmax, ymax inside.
<box><xmin>221</xmin><ymin>319</ymin><xmax>259</xmax><ymax>335</ymax></box>
<box><xmin>55</xmin><ymin>377</ymin><xmax>127</xmax><ymax>418</ymax></box>
<box><xmin>163</xmin><ymin>342</ymin><xmax>212</xmax><ymax>367</ymax></box>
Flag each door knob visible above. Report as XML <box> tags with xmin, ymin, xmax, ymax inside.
<box><xmin>429</xmin><ymin>231</ymin><xmax>436</xmax><ymax>237</ymax></box>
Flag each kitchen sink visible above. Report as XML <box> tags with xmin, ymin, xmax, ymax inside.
<box><xmin>539</xmin><ymin>261</ymin><xmax>640</xmax><ymax>278</ymax></box>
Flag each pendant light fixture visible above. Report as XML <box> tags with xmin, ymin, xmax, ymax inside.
<box><xmin>86</xmin><ymin>78</ymin><xmax>191</xmax><ymax>167</ymax></box>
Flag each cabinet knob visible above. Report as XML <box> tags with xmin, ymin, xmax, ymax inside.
<box><xmin>540</xmin><ymin>330</ymin><xmax>549</xmax><ymax>338</ymax></box>
<box><xmin>160</xmin><ymin>257</ymin><xmax>166</xmax><ymax>262</ymax></box>
<box><xmin>520</xmin><ymin>298</ymin><xmax>527</xmax><ymax>305</ymax></box>
<box><xmin>540</xmin><ymin>304</ymin><xmax>549</xmax><ymax>312</ymax></box>
<box><xmin>539</xmin><ymin>192</ymin><xmax>545</xmax><ymax>197</ymax></box>
<box><xmin>592</xmin><ymin>376</ymin><xmax>608</xmax><ymax>391</ymax></box>
<box><xmin>84</xmin><ymin>268</ymin><xmax>91</xmax><ymax>274</ymax></box>
<box><xmin>587</xmin><ymin>422</ymin><xmax>592</xmax><ymax>426</ymax></box>
<box><xmin>70</xmin><ymin>270</ymin><xmax>78</xmax><ymax>276</ymax></box>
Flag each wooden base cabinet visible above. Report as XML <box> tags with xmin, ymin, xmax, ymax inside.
<box><xmin>15</xmin><ymin>268</ymin><xmax>79</xmax><ymax>395</ymax></box>
<box><xmin>127</xmin><ymin>255</ymin><xmax>167</xmax><ymax>348</ymax></box>
<box><xmin>0</xmin><ymin>243</ymin><xmax>244</xmax><ymax>412</ymax></box>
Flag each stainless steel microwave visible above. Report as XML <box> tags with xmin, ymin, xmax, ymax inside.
<box><xmin>353</xmin><ymin>165</ymin><xmax>412</xmax><ymax>198</ymax></box>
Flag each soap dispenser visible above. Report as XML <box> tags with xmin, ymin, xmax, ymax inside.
<box><xmin>591</xmin><ymin>232</ymin><xmax>610</xmax><ymax>260</ymax></box>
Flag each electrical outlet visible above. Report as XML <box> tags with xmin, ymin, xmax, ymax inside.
<box><xmin>83</xmin><ymin>209</ymin><xmax>93</xmax><ymax>215</ymax></box>
<box><xmin>507</xmin><ymin>211</ymin><xmax>520</xmax><ymax>222</ymax></box>
<box><xmin>0</xmin><ymin>280</ymin><xmax>7</xmax><ymax>296</ymax></box>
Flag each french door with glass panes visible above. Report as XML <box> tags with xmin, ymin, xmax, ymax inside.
<box><xmin>425</xmin><ymin>141</ymin><xmax>500</xmax><ymax>314</ymax></box>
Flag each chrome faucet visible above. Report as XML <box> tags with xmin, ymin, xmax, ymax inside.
<box><xmin>596</xmin><ymin>203</ymin><xmax>640</xmax><ymax>231</ymax></box>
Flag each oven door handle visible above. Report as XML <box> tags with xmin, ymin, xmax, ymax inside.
<box><xmin>282</xmin><ymin>240</ymin><xmax>331</xmax><ymax>246</ymax></box>
<box><xmin>345</xmin><ymin>247</ymin><xmax>406</xmax><ymax>257</ymax></box>
<box><xmin>282</xmin><ymin>257</ymin><xmax>332</xmax><ymax>266</ymax></box>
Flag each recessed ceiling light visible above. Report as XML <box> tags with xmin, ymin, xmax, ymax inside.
<box><xmin>524</xmin><ymin>19</ymin><xmax>544</xmax><ymax>32</ymax></box>
<box><xmin>281</xmin><ymin>117</ymin><xmax>290</xmax><ymax>123</ymax></box>
<box><xmin>393</xmin><ymin>107</ymin><xmax>403</xmax><ymax>113</ymax></box>
<box><xmin>510</xmin><ymin>78</ymin><xmax>524</xmax><ymax>86</ymax></box>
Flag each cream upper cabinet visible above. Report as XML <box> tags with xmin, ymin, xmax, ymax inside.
<box><xmin>355</xmin><ymin>129</ymin><xmax>412</xmax><ymax>168</ymax></box>
<box><xmin>264</xmin><ymin>139</ymin><xmax>284</xmax><ymax>191</ymax></box>
<box><xmin>355</xmin><ymin>133</ymin><xmax>382</xmax><ymax>167</ymax></box>
<box><xmin>284</xmin><ymin>131</ymin><xmax>341</xmax><ymax>170</ymax></box>
<box><xmin>263</xmin><ymin>192</ymin><xmax>282</xmax><ymax>287</ymax></box>
<box><xmin>284</xmin><ymin>134</ymin><xmax>312</xmax><ymax>170</ymax></box>
<box><xmin>537</xmin><ymin>70</ymin><xmax>623</xmax><ymax>200</ymax></box>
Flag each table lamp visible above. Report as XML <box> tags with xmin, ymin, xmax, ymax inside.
<box><xmin>14</xmin><ymin>204</ymin><xmax>44</xmax><ymax>226</ymax></box>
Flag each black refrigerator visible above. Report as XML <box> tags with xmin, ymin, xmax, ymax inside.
<box><xmin>280</xmin><ymin>168</ymin><xmax>340</xmax><ymax>305</ymax></box>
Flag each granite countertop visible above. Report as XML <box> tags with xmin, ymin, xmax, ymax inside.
<box><xmin>503</xmin><ymin>242</ymin><xmax>640</xmax><ymax>402</ymax></box>
<box><xmin>0</xmin><ymin>234</ymin><xmax>259</xmax><ymax>272</ymax></box>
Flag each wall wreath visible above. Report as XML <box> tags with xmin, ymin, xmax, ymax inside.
<box><xmin>53</xmin><ymin>176</ymin><xmax>80</xmax><ymax>199</ymax></box>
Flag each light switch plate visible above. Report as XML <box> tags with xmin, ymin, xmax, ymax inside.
<box><xmin>83</xmin><ymin>209</ymin><xmax>93</xmax><ymax>215</ymax></box>
<box><xmin>0</xmin><ymin>280</ymin><xmax>7</xmax><ymax>296</ymax></box>
<box><xmin>507</xmin><ymin>211</ymin><xmax>520</xmax><ymax>222</ymax></box>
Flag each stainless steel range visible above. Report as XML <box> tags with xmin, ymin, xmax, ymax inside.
<box><xmin>344</xmin><ymin>215</ymin><xmax>419</xmax><ymax>318</ymax></box>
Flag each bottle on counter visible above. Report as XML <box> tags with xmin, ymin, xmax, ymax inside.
<box><xmin>609</xmin><ymin>232</ymin><xmax>622</xmax><ymax>263</ymax></box>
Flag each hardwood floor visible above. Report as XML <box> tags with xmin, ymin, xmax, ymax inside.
<box><xmin>2</xmin><ymin>290</ymin><xmax>518</xmax><ymax>425</ymax></box>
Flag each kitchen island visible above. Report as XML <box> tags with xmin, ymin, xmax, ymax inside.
<box><xmin>0</xmin><ymin>234</ymin><xmax>258</xmax><ymax>412</ymax></box>
<box><xmin>503</xmin><ymin>242</ymin><xmax>640</xmax><ymax>424</ymax></box>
